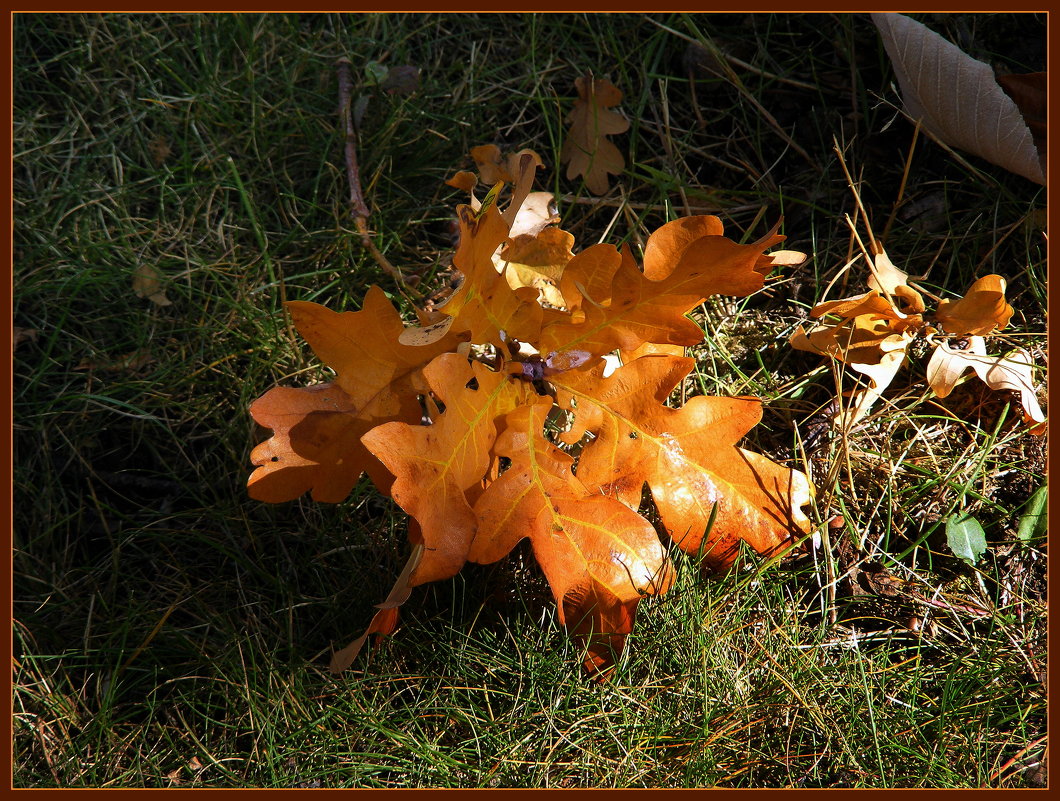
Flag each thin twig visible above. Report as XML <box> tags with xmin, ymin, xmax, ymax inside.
<box><xmin>335</xmin><ymin>57</ymin><xmax>421</xmax><ymax>299</ymax></box>
<box><xmin>336</xmin><ymin>57</ymin><xmax>370</xmax><ymax>218</ymax></box>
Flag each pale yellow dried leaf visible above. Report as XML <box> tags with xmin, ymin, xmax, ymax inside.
<box><xmin>496</xmin><ymin>227</ymin><xmax>575</xmax><ymax>308</ymax></box>
<box><xmin>766</xmin><ymin>249</ymin><xmax>808</xmax><ymax>268</ymax></box>
<box><xmin>838</xmin><ymin>333</ymin><xmax>911</xmax><ymax>427</ymax></box>
<box><xmin>868</xmin><ymin>250</ymin><xmax>925</xmax><ymax>313</ymax></box>
<box><xmin>133</xmin><ymin>264</ymin><xmax>172</xmax><ymax>306</ymax></box>
<box><xmin>507</xmin><ymin>191</ymin><xmax>559</xmax><ymax>239</ymax></box>
<box><xmin>925</xmin><ymin>336</ymin><xmax>1045</xmax><ymax>429</ymax></box>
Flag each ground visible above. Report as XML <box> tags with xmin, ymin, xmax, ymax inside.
<box><xmin>13</xmin><ymin>12</ymin><xmax>1046</xmax><ymax>788</ymax></box>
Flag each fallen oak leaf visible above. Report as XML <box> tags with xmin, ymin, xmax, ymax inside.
<box><xmin>470</xmin><ymin>143</ymin><xmax>514</xmax><ymax>186</ymax></box>
<box><xmin>542</xmin><ymin>220</ymin><xmax>786</xmax><ymax>359</ymax></box>
<box><xmin>790</xmin><ymin>251</ymin><xmax>927</xmax><ymax>425</ymax></box>
<box><xmin>837</xmin><ymin>334</ymin><xmax>911</xmax><ymax>428</ymax></box>
<box><xmin>469</xmin><ymin>400</ymin><xmax>674</xmax><ymax>675</ymax></box>
<box><xmin>249</xmin><ymin>285</ymin><xmax>462</xmax><ymax>502</ymax></box>
<box><xmin>249</xmin><ymin>383</ymin><xmax>385</xmax><ymax>502</ymax></box>
<box><xmin>791</xmin><ymin>289</ymin><xmax>922</xmax><ymax>364</ymax></box>
<box><xmin>553</xmin><ymin>354</ymin><xmax>812</xmax><ymax>572</ymax></box>
<box><xmin>866</xmin><ymin>250</ymin><xmax>925</xmax><ymax>314</ymax></box>
<box><xmin>497</xmin><ymin>226</ymin><xmax>574</xmax><ymax>308</ymax></box>
<box><xmin>561</xmin><ymin>75</ymin><xmax>629</xmax><ymax>195</ymax></box>
<box><xmin>501</xmin><ymin>149</ymin><xmax>545</xmax><ymax>231</ymax></box>
<box><xmin>925</xmin><ymin>335</ymin><xmax>1046</xmax><ymax>432</ymax></box>
<box><xmin>506</xmin><ymin>190</ymin><xmax>560</xmax><ymax>239</ymax></box>
<box><xmin>251</xmin><ymin>147</ymin><xmax>814</xmax><ymax>677</ymax></box>
<box><xmin>934</xmin><ymin>274</ymin><xmax>1014</xmax><ymax>336</ymax></box>
<box><xmin>133</xmin><ymin>263</ymin><xmax>172</xmax><ymax>306</ymax></box>
<box><xmin>641</xmin><ymin>215</ymin><xmax>726</xmax><ymax>279</ymax></box>
<box><xmin>361</xmin><ymin>353</ymin><xmax>531</xmax><ymax>585</ymax></box>
<box><xmin>446</xmin><ymin>170</ymin><xmax>480</xmax><ymax>209</ymax></box>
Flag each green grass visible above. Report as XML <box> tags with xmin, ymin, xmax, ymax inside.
<box><xmin>14</xmin><ymin>13</ymin><xmax>1046</xmax><ymax>788</ymax></box>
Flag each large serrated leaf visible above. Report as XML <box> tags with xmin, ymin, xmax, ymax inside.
<box><xmin>946</xmin><ymin>513</ymin><xmax>988</xmax><ymax>565</ymax></box>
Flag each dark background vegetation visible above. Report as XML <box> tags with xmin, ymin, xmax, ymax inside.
<box><xmin>13</xmin><ymin>13</ymin><xmax>1046</xmax><ymax>787</ymax></box>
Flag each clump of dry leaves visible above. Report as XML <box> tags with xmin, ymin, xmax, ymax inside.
<box><xmin>791</xmin><ymin>248</ymin><xmax>1046</xmax><ymax>434</ymax></box>
<box><xmin>248</xmin><ymin>146</ymin><xmax>812</xmax><ymax>677</ymax></box>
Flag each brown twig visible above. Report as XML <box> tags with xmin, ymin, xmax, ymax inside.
<box><xmin>335</xmin><ymin>58</ymin><xmax>421</xmax><ymax>298</ymax></box>
<box><xmin>337</xmin><ymin>58</ymin><xmax>371</xmax><ymax>219</ymax></box>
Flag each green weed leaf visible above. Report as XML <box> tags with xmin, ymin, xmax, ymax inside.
<box><xmin>946</xmin><ymin>513</ymin><xmax>987</xmax><ymax>565</ymax></box>
<box><xmin>1017</xmin><ymin>486</ymin><xmax>1048</xmax><ymax>543</ymax></box>
<box><xmin>365</xmin><ymin>61</ymin><xmax>388</xmax><ymax>85</ymax></box>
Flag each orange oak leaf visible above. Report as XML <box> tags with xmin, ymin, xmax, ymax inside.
<box><xmin>790</xmin><ymin>277</ymin><xmax>924</xmax><ymax>425</ymax></box>
<box><xmin>561</xmin><ymin>75</ymin><xmax>629</xmax><ymax>195</ymax></box>
<box><xmin>470</xmin><ymin>144</ymin><xmax>514</xmax><ymax>185</ymax></box>
<box><xmin>497</xmin><ymin>226</ymin><xmax>575</xmax><ymax>308</ymax></box>
<box><xmin>934</xmin><ymin>275</ymin><xmax>1014</xmax><ymax>336</ymax></box>
<box><xmin>361</xmin><ymin>353</ymin><xmax>530</xmax><ymax>586</ymax></box>
<box><xmin>641</xmin><ymin>215</ymin><xmax>726</xmax><ymax>279</ymax></box>
<box><xmin>408</xmin><ymin>203</ymin><xmax>544</xmax><ymax>349</ymax></box>
<box><xmin>446</xmin><ymin>169</ymin><xmax>480</xmax><ymax>199</ymax></box>
<box><xmin>248</xmin><ymin>285</ymin><xmax>463</xmax><ymax>502</ymax></box>
<box><xmin>553</xmin><ymin>354</ymin><xmax>813</xmax><ymax>573</ymax></box>
<box><xmin>790</xmin><ymin>289</ymin><xmax>921</xmax><ymax>365</ymax></box>
<box><xmin>557</xmin><ymin>241</ymin><xmax>625</xmax><ymax>314</ymax></box>
<box><xmin>469</xmin><ymin>400</ymin><xmax>674</xmax><ymax>674</ymax></box>
<box><xmin>249</xmin><ymin>383</ymin><xmax>386</xmax><ymax>503</ymax></box>
<box><xmin>540</xmin><ymin>221</ymin><xmax>786</xmax><ymax>360</ymax></box>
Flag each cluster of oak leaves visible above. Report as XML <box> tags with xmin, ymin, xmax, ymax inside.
<box><xmin>248</xmin><ymin>78</ymin><xmax>1045</xmax><ymax>677</ymax></box>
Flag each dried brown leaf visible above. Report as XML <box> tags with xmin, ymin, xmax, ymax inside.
<box><xmin>934</xmin><ymin>275</ymin><xmax>1014</xmax><ymax>336</ymax></box>
<box><xmin>133</xmin><ymin>264</ymin><xmax>172</xmax><ymax>306</ymax></box>
<box><xmin>13</xmin><ymin>327</ymin><xmax>38</xmax><ymax>352</ymax></box>
<box><xmin>561</xmin><ymin>75</ymin><xmax>629</xmax><ymax>195</ymax></box>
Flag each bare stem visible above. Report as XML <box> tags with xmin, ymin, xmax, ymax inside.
<box><xmin>336</xmin><ymin>57</ymin><xmax>370</xmax><ymax>218</ymax></box>
<box><xmin>335</xmin><ymin>58</ymin><xmax>421</xmax><ymax>298</ymax></box>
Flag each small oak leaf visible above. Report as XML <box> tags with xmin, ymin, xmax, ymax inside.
<box><xmin>497</xmin><ymin>226</ymin><xmax>575</xmax><ymax>308</ymax></box>
<box><xmin>561</xmin><ymin>75</ymin><xmax>629</xmax><ymax>195</ymax></box>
